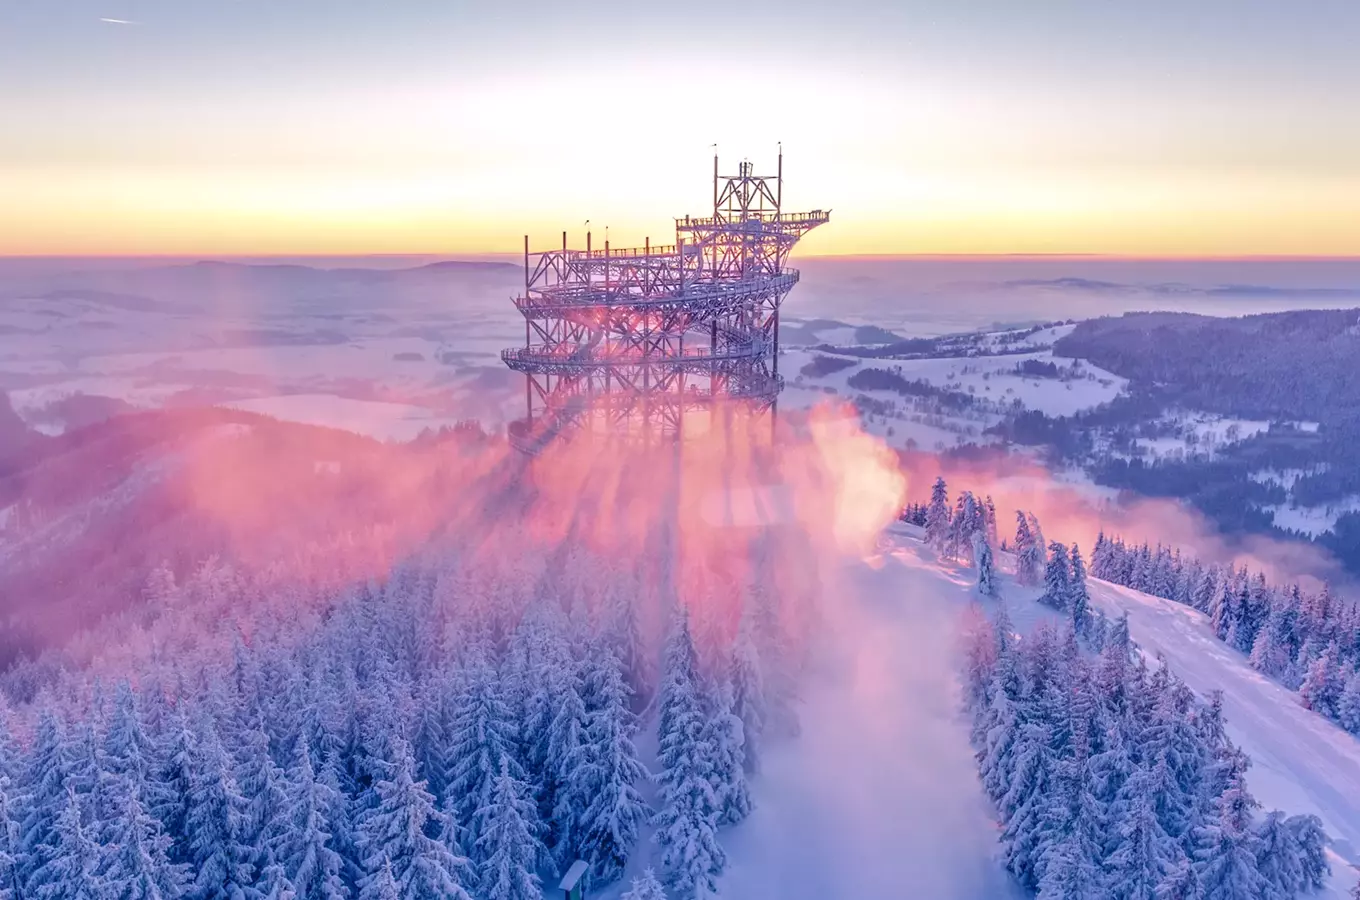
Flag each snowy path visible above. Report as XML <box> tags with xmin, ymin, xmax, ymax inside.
<box><xmin>1087</xmin><ymin>579</ymin><xmax>1360</xmax><ymax>894</ymax></box>
<box><xmin>718</xmin><ymin>545</ymin><xmax>1025</xmax><ymax>899</ymax></box>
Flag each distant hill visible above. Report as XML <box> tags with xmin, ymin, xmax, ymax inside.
<box><xmin>1054</xmin><ymin>308</ymin><xmax>1360</xmax><ymax>425</ymax></box>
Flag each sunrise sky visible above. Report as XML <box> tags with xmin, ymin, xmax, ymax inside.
<box><xmin>4</xmin><ymin>0</ymin><xmax>1358</xmax><ymax>257</ymax></box>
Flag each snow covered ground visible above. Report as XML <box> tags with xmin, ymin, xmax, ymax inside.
<box><xmin>850</xmin><ymin>526</ymin><xmax>1360</xmax><ymax>898</ymax></box>
<box><xmin>717</xmin><ymin>545</ymin><xmax>1026</xmax><ymax>899</ymax></box>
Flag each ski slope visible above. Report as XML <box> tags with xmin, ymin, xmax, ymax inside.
<box><xmin>867</xmin><ymin>525</ymin><xmax>1360</xmax><ymax>897</ymax></box>
<box><xmin>1087</xmin><ymin>578</ymin><xmax>1360</xmax><ymax>896</ymax></box>
<box><xmin>716</xmin><ymin>540</ymin><xmax>1026</xmax><ymax>899</ymax></box>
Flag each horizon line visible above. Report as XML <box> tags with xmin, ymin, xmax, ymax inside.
<box><xmin>2</xmin><ymin>252</ymin><xmax>1359</xmax><ymax>263</ymax></box>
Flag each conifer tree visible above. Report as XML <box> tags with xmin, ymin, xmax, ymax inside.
<box><xmin>702</xmin><ymin>682</ymin><xmax>751</xmax><ymax>827</ymax></box>
<box><xmin>653</xmin><ymin>611</ymin><xmax>724</xmax><ymax>899</ymax></box>
<box><xmin>99</xmin><ymin>778</ymin><xmax>189</xmax><ymax>900</ymax></box>
<box><xmin>0</xmin><ymin>773</ymin><xmax>18</xmax><ymax>900</ymax></box>
<box><xmin>577</xmin><ymin>649</ymin><xmax>649</xmax><ymax>885</ymax></box>
<box><xmin>547</xmin><ymin>659</ymin><xmax>592</xmax><ymax>868</ymax></box>
<box><xmin>20</xmin><ymin>711</ymin><xmax>68</xmax><ymax>887</ymax></box>
<box><xmin>1194</xmin><ymin>777</ymin><xmax>1266</xmax><ymax>900</ymax></box>
<box><xmin>278</xmin><ymin>745</ymin><xmax>347</xmax><ymax>900</ymax></box>
<box><xmin>975</xmin><ymin>534</ymin><xmax>1000</xmax><ymax>598</ymax></box>
<box><xmin>356</xmin><ymin>738</ymin><xmax>472</xmax><ymax>900</ymax></box>
<box><xmin>1015</xmin><ymin>512</ymin><xmax>1043</xmax><ymax>586</ymax></box>
<box><xmin>1068</xmin><ymin>544</ymin><xmax>1091</xmax><ymax>637</ymax></box>
<box><xmin>984</xmin><ymin>496</ymin><xmax>1000</xmax><ymax>550</ymax></box>
<box><xmin>27</xmin><ymin>788</ymin><xmax>101</xmax><ymax>900</ymax></box>
<box><xmin>183</xmin><ymin>718</ymin><xmax>255</xmax><ymax>900</ymax></box>
<box><xmin>728</xmin><ymin>617</ymin><xmax>766</xmax><ymax>774</ymax></box>
<box><xmin>1285</xmin><ymin>814</ymin><xmax>1328</xmax><ymax>891</ymax></box>
<box><xmin>621</xmin><ymin>868</ymin><xmax>667</xmax><ymax>900</ymax></box>
<box><xmin>258</xmin><ymin>863</ymin><xmax>297</xmax><ymax>900</ymax></box>
<box><xmin>1040</xmin><ymin>543</ymin><xmax>1072</xmax><ymax>611</ymax></box>
<box><xmin>444</xmin><ymin>651</ymin><xmax>520</xmax><ymax>852</ymax></box>
<box><xmin>474</xmin><ymin>757</ymin><xmax>543</xmax><ymax>900</ymax></box>
<box><xmin>925</xmin><ymin>477</ymin><xmax>951</xmax><ymax>551</ymax></box>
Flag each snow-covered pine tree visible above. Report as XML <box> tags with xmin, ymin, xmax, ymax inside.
<box><xmin>356</xmin><ymin>738</ymin><xmax>472</xmax><ymax>900</ymax></box>
<box><xmin>925</xmin><ymin>477</ymin><xmax>951</xmax><ymax>552</ymax></box>
<box><xmin>547</xmin><ymin>658</ymin><xmax>592</xmax><ymax>868</ymax></box>
<box><xmin>19</xmin><ymin>710</ymin><xmax>68</xmax><ymax>888</ymax></box>
<box><xmin>984</xmin><ymin>496</ymin><xmax>1000</xmax><ymax>550</ymax></box>
<box><xmin>237</xmin><ymin>723</ymin><xmax>288</xmax><ymax>878</ymax></box>
<box><xmin>1104</xmin><ymin>768</ymin><xmax>1180</xmax><ymax>900</ymax></box>
<box><xmin>1014</xmin><ymin>512</ymin><xmax>1043</xmax><ymax>587</ymax></box>
<box><xmin>1026</xmin><ymin>513</ymin><xmax>1047</xmax><ymax>568</ymax></box>
<box><xmin>473</xmin><ymin>757</ymin><xmax>543</xmax><ymax>900</ymax></box>
<box><xmin>728</xmin><ymin>614</ymin><xmax>766</xmax><ymax>774</ymax></box>
<box><xmin>278</xmin><ymin>743</ymin><xmax>348</xmax><ymax>900</ymax></box>
<box><xmin>183</xmin><ymin>716</ymin><xmax>256</xmax><ymax>900</ymax></box>
<box><xmin>1284</xmin><ymin>814</ymin><xmax>1328</xmax><ymax>891</ymax></box>
<box><xmin>1252</xmin><ymin>811</ymin><xmax>1303</xmax><ymax>900</ymax></box>
<box><xmin>1193</xmin><ymin>776</ymin><xmax>1266</xmax><ymax>900</ymax></box>
<box><xmin>443</xmin><ymin>649</ymin><xmax>521</xmax><ymax>853</ymax></box>
<box><xmin>0</xmin><ymin>772</ymin><xmax>21</xmax><ymax>900</ymax></box>
<box><xmin>1039</xmin><ymin>542</ymin><xmax>1071</xmax><ymax>611</ymax></box>
<box><xmin>98</xmin><ymin>776</ymin><xmax>189</xmax><ymax>900</ymax></box>
<box><xmin>621</xmin><ymin>868</ymin><xmax>667</xmax><ymax>900</ymax></box>
<box><xmin>1299</xmin><ymin>643</ymin><xmax>1342</xmax><ymax>719</ymax></box>
<box><xmin>1067</xmin><ymin>544</ymin><xmax>1091</xmax><ymax>638</ymax></box>
<box><xmin>577</xmin><ymin>648</ymin><xmax>649</xmax><ymax>885</ymax></box>
<box><xmin>258</xmin><ymin>863</ymin><xmax>298</xmax><ymax>900</ymax></box>
<box><xmin>653</xmin><ymin>610</ymin><xmax>725</xmax><ymax>899</ymax></box>
<box><xmin>27</xmin><ymin>787</ymin><xmax>101</xmax><ymax>900</ymax></box>
<box><xmin>361</xmin><ymin>859</ymin><xmax>397</xmax><ymax>900</ymax></box>
<box><xmin>975</xmin><ymin>533</ymin><xmax>999</xmax><ymax>598</ymax></box>
<box><xmin>702</xmin><ymin>681</ymin><xmax>751</xmax><ymax>827</ymax></box>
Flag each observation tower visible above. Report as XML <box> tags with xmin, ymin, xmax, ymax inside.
<box><xmin>502</xmin><ymin>152</ymin><xmax>829</xmax><ymax>455</ymax></box>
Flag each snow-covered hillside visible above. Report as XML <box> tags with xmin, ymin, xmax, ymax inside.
<box><xmin>859</xmin><ymin>525</ymin><xmax>1359</xmax><ymax>897</ymax></box>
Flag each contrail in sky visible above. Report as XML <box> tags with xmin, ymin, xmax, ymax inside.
<box><xmin>99</xmin><ymin>17</ymin><xmax>137</xmax><ymax>25</ymax></box>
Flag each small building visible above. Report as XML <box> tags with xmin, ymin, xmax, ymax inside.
<box><xmin>558</xmin><ymin>860</ymin><xmax>589</xmax><ymax>900</ymax></box>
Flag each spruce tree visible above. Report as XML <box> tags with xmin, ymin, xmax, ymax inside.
<box><xmin>621</xmin><ymin>868</ymin><xmax>667</xmax><ymax>900</ymax></box>
<box><xmin>258</xmin><ymin>863</ymin><xmax>297</xmax><ymax>900</ymax></box>
<box><xmin>27</xmin><ymin>788</ymin><xmax>101</xmax><ymax>900</ymax></box>
<box><xmin>547</xmin><ymin>658</ymin><xmax>592</xmax><ymax>868</ymax></box>
<box><xmin>1068</xmin><ymin>544</ymin><xmax>1091</xmax><ymax>637</ymax></box>
<box><xmin>473</xmin><ymin>757</ymin><xmax>543</xmax><ymax>900</ymax></box>
<box><xmin>702</xmin><ymin>681</ymin><xmax>752</xmax><ymax>827</ymax></box>
<box><xmin>925</xmin><ymin>477</ymin><xmax>951</xmax><ymax>551</ymax></box>
<box><xmin>183</xmin><ymin>718</ymin><xmax>255</xmax><ymax>900</ymax></box>
<box><xmin>975</xmin><ymin>534</ymin><xmax>999</xmax><ymax>598</ymax></box>
<box><xmin>0</xmin><ymin>774</ymin><xmax>18</xmax><ymax>900</ymax></box>
<box><xmin>278</xmin><ymin>745</ymin><xmax>348</xmax><ymax>900</ymax></box>
<box><xmin>443</xmin><ymin>653</ymin><xmax>520</xmax><ymax>852</ymax></box>
<box><xmin>653</xmin><ymin>611</ymin><xmax>724</xmax><ymax>899</ymax></box>
<box><xmin>577</xmin><ymin>649</ymin><xmax>649</xmax><ymax>885</ymax></box>
<box><xmin>99</xmin><ymin>778</ymin><xmax>189</xmax><ymax>900</ymax></box>
<box><xmin>355</xmin><ymin>738</ymin><xmax>472</xmax><ymax>900</ymax></box>
<box><xmin>1040</xmin><ymin>542</ymin><xmax>1072</xmax><ymax>611</ymax></box>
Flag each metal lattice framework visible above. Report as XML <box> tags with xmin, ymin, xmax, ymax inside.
<box><xmin>503</xmin><ymin>152</ymin><xmax>829</xmax><ymax>455</ymax></box>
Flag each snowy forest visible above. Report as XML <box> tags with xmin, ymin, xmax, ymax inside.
<box><xmin>1091</xmin><ymin>535</ymin><xmax>1360</xmax><ymax>736</ymax></box>
<box><xmin>916</xmin><ymin>477</ymin><xmax>1335</xmax><ymax>899</ymax></box>
<box><xmin>0</xmin><ymin>538</ymin><xmax>802</xmax><ymax>900</ymax></box>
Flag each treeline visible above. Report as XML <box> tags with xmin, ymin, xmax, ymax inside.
<box><xmin>1092</xmin><ymin>535</ymin><xmax>1360</xmax><ymax>737</ymax></box>
<box><xmin>846</xmin><ymin>368</ymin><xmax>976</xmax><ymax>412</ymax></box>
<box><xmin>0</xmin><ymin>552</ymin><xmax>793</xmax><ymax>900</ymax></box>
<box><xmin>963</xmin><ymin>607</ymin><xmax>1329</xmax><ymax>899</ymax></box>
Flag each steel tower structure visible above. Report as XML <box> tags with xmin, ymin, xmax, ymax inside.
<box><xmin>502</xmin><ymin>152</ymin><xmax>829</xmax><ymax>455</ymax></box>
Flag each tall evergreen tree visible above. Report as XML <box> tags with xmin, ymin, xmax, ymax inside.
<box><xmin>355</xmin><ymin>739</ymin><xmax>472</xmax><ymax>900</ymax></box>
<box><xmin>1068</xmin><ymin>544</ymin><xmax>1091</xmax><ymax>637</ymax></box>
<box><xmin>621</xmin><ymin>868</ymin><xmax>667</xmax><ymax>900</ymax></box>
<box><xmin>577</xmin><ymin>649</ymin><xmax>649</xmax><ymax>885</ymax></box>
<box><xmin>98</xmin><ymin>778</ymin><xmax>189</xmax><ymax>900</ymax></box>
<box><xmin>278</xmin><ymin>745</ymin><xmax>348</xmax><ymax>900</ymax></box>
<box><xmin>183</xmin><ymin>716</ymin><xmax>255</xmax><ymax>900</ymax></box>
<box><xmin>1039</xmin><ymin>543</ymin><xmax>1072</xmax><ymax>611</ymax></box>
<box><xmin>27</xmin><ymin>788</ymin><xmax>101</xmax><ymax>900</ymax></box>
<box><xmin>653</xmin><ymin>611</ymin><xmax>724</xmax><ymax>899</ymax></box>
<box><xmin>473</xmin><ymin>758</ymin><xmax>543</xmax><ymax>900</ymax></box>
<box><xmin>925</xmin><ymin>477</ymin><xmax>951</xmax><ymax>551</ymax></box>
